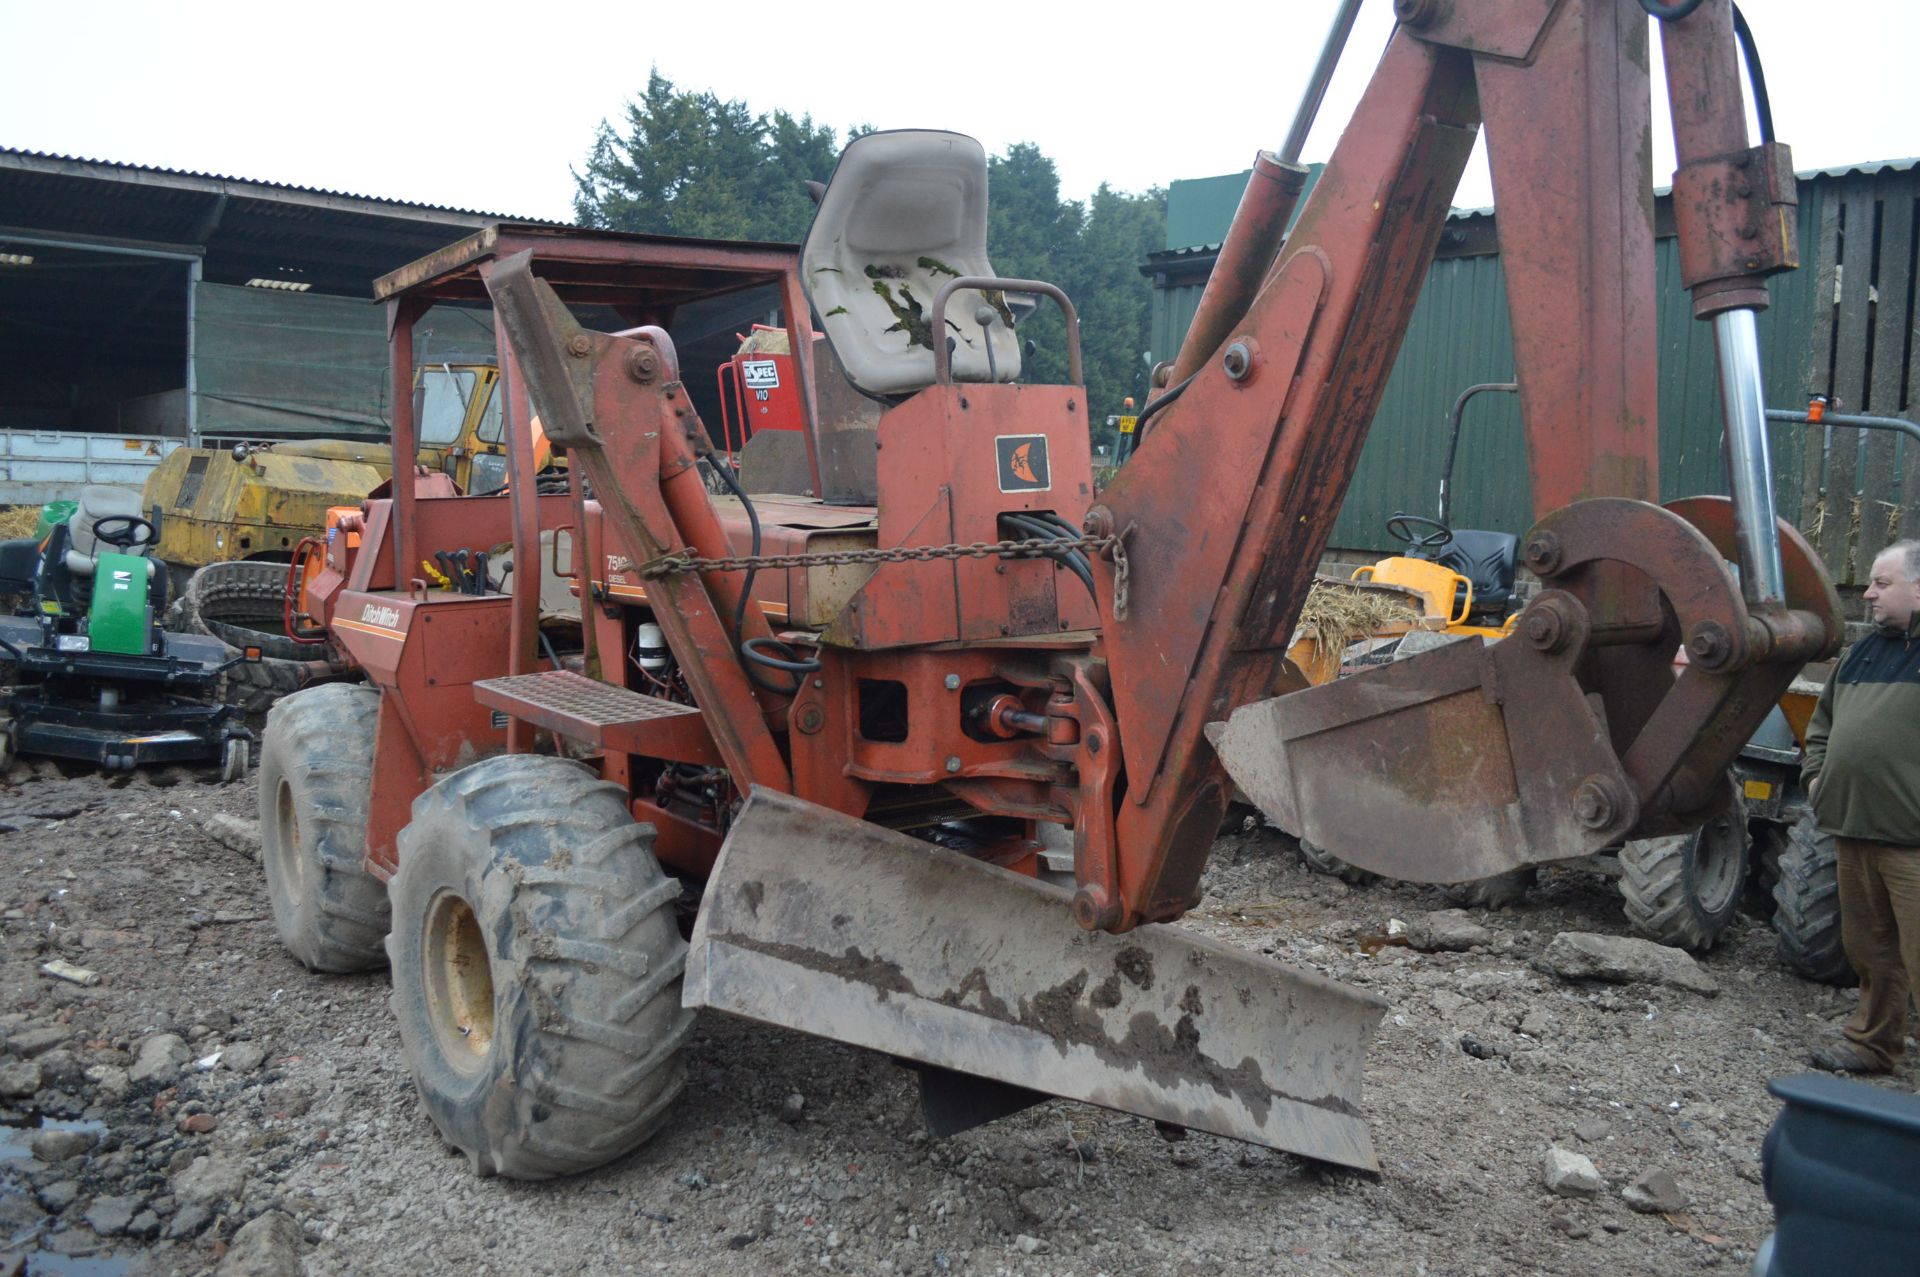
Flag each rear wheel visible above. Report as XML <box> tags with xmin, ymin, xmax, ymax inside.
<box><xmin>258</xmin><ymin>683</ymin><xmax>388</xmax><ymax>971</ymax></box>
<box><xmin>388</xmin><ymin>754</ymin><xmax>695</xmax><ymax>1179</ymax></box>
<box><xmin>1771</xmin><ymin>811</ymin><xmax>1854</xmax><ymax>985</ymax></box>
<box><xmin>1619</xmin><ymin>806</ymin><xmax>1749</xmax><ymax>952</ymax></box>
<box><xmin>220</xmin><ymin>655</ymin><xmax>312</xmax><ymax>718</ymax></box>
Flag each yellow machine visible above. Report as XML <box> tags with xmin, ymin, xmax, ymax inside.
<box><xmin>144</xmin><ymin>363</ymin><xmax>525</xmax><ymax>576</ymax></box>
<box><xmin>1348</xmin><ymin>551</ymin><xmax>1519</xmax><ymax>640</ymax></box>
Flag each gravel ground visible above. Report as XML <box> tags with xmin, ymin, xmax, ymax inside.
<box><xmin>0</xmin><ymin>760</ymin><xmax>1908</xmax><ymax>1276</ymax></box>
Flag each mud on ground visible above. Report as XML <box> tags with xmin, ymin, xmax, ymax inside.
<box><xmin>0</xmin><ymin>762</ymin><xmax>1907</xmax><ymax>1276</ymax></box>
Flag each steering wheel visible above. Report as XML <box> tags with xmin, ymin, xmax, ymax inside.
<box><xmin>91</xmin><ymin>515</ymin><xmax>156</xmax><ymax>550</ymax></box>
<box><xmin>1385</xmin><ymin>513</ymin><xmax>1454</xmax><ymax>553</ymax></box>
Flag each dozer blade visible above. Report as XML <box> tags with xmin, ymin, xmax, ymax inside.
<box><xmin>685</xmin><ymin>788</ymin><xmax>1386</xmax><ymax>1171</ymax></box>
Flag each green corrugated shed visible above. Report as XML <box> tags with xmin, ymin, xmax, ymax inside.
<box><xmin>1144</xmin><ymin>164</ymin><xmax>1320</xmax><ymax>373</ymax></box>
<box><xmin>1143</xmin><ymin>162</ymin><xmax>1919</xmax><ymax>580</ymax></box>
<box><xmin>1166</xmin><ymin>172</ymin><xmax>1256</xmax><ymax>251</ymax></box>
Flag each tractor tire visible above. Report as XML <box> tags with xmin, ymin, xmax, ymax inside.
<box><xmin>1297</xmin><ymin>838</ymin><xmax>1380</xmax><ymax>886</ymax></box>
<box><xmin>1619</xmin><ymin>807</ymin><xmax>1749</xmax><ymax>951</ymax></box>
<box><xmin>387</xmin><ymin>754</ymin><xmax>694</xmax><ymax>1180</ymax></box>
<box><xmin>171</xmin><ymin>561</ymin><xmax>304</xmax><ymax>661</ymax></box>
<box><xmin>220</xmin><ymin>653</ymin><xmax>312</xmax><ymax>719</ymax></box>
<box><xmin>1444</xmin><ymin>868</ymin><xmax>1535</xmax><ymax>910</ymax></box>
<box><xmin>1771</xmin><ymin>811</ymin><xmax>1855</xmax><ymax>986</ymax></box>
<box><xmin>258</xmin><ymin>683</ymin><xmax>389</xmax><ymax>972</ymax></box>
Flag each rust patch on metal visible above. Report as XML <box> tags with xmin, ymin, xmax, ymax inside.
<box><xmin>713</xmin><ymin>933</ymin><xmax>916</xmax><ymax>1001</ymax></box>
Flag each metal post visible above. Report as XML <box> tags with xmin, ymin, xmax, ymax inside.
<box><xmin>1712</xmin><ymin>307</ymin><xmax>1785</xmax><ymax>603</ymax></box>
<box><xmin>185</xmin><ymin>258</ymin><xmax>201</xmax><ymax>446</ymax></box>
<box><xmin>385</xmin><ymin>301</ymin><xmax>418</xmax><ymax>595</ymax></box>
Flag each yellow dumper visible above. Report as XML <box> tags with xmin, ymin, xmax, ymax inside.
<box><xmin>144</xmin><ymin>363</ymin><xmax>514</xmax><ymax>580</ymax></box>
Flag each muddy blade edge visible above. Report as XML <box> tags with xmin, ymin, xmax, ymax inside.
<box><xmin>684</xmin><ymin>788</ymin><xmax>1385</xmax><ymax>1172</ymax></box>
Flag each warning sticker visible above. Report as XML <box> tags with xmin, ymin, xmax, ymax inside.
<box><xmin>994</xmin><ymin>434</ymin><xmax>1051</xmax><ymax>494</ymax></box>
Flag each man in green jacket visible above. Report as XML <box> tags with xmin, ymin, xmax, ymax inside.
<box><xmin>1803</xmin><ymin>538</ymin><xmax>1920</xmax><ymax>1074</ymax></box>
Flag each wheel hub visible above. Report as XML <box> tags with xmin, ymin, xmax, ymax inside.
<box><xmin>423</xmin><ymin>891</ymin><xmax>494</xmax><ymax>1070</ymax></box>
<box><xmin>1693</xmin><ymin>813</ymin><xmax>1743</xmax><ymax>914</ymax></box>
<box><xmin>273</xmin><ymin>779</ymin><xmax>304</xmax><ymax>895</ymax></box>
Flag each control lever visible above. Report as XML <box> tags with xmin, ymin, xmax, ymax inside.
<box><xmin>975</xmin><ymin>304</ymin><xmax>1000</xmax><ymax>383</ymax></box>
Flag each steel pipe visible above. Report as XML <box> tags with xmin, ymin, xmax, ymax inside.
<box><xmin>1167</xmin><ymin>153</ymin><xmax>1309</xmax><ymax>388</ymax></box>
<box><xmin>1281</xmin><ymin>0</ymin><xmax>1366</xmax><ymax>165</ymax></box>
<box><xmin>1711</xmin><ymin>307</ymin><xmax>1785</xmax><ymax>603</ymax></box>
<box><xmin>1765</xmin><ymin>408</ymin><xmax>1920</xmax><ymax>448</ymax></box>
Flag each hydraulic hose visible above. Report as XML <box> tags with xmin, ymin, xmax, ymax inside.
<box><xmin>1730</xmin><ymin>4</ymin><xmax>1774</xmax><ymax>144</ymax></box>
<box><xmin>1001</xmin><ymin>512</ymin><xmax>1098</xmax><ymax>604</ymax></box>
<box><xmin>710</xmin><ymin>458</ymin><xmax>821</xmax><ymax>691</ymax></box>
<box><xmin>1130</xmin><ymin>372</ymin><xmax>1197</xmax><ymax>452</ymax></box>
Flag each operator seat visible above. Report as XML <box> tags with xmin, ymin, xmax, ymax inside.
<box><xmin>1433</xmin><ymin>528</ymin><xmax>1517</xmax><ymax>622</ymax></box>
<box><xmin>801</xmin><ymin>130</ymin><xmax>1022</xmax><ymax>398</ymax></box>
<box><xmin>64</xmin><ymin>485</ymin><xmax>155</xmax><ymax>580</ymax></box>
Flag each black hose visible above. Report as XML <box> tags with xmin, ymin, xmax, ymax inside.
<box><xmin>1129</xmin><ymin>373</ymin><xmax>1197</xmax><ymax>452</ymax></box>
<box><xmin>711</xmin><ymin>457</ymin><xmax>820</xmax><ymax>690</ymax></box>
<box><xmin>1730</xmin><ymin>4</ymin><xmax>1774</xmax><ymax>144</ymax></box>
<box><xmin>741</xmin><ymin>637</ymin><xmax>823</xmax><ymax>672</ymax></box>
<box><xmin>1638</xmin><ymin>0</ymin><xmax>1705</xmax><ymax>19</ymax></box>
<box><xmin>1001</xmin><ymin>513</ymin><xmax>1098</xmax><ymax>603</ymax></box>
<box><xmin>1040</xmin><ymin>514</ymin><xmax>1101</xmax><ymax>606</ymax></box>
<box><xmin>537</xmin><ymin>629</ymin><xmax>562</xmax><ymax>671</ymax></box>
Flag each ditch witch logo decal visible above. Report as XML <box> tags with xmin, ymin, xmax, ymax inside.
<box><xmin>994</xmin><ymin>434</ymin><xmax>1051</xmax><ymax>494</ymax></box>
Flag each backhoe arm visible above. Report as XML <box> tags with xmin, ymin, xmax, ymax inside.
<box><xmin>1085</xmin><ymin>0</ymin><xmax>1839</xmax><ymax>929</ymax></box>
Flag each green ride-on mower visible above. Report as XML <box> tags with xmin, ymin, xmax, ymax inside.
<box><xmin>0</xmin><ymin>487</ymin><xmax>254</xmax><ymax>779</ymax></box>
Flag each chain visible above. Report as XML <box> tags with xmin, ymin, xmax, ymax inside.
<box><xmin>641</xmin><ymin>532</ymin><xmax>1131</xmax><ymax>615</ymax></box>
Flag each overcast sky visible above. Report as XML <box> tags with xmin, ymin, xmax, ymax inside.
<box><xmin>3</xmin><ymin>1</ymin><xmax>1914</xmax><ymax>224</ymax></box>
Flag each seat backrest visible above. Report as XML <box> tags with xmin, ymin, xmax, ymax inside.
<box><xmin>802</xmin><ymin>130</ymin><xmax>1021</xmax><ymax>398</ymax></box>
<box><xmin>1433</xmin><ymin>529</ymin><xmax>1517</xmax><ymax>614</ymax></box>
<box><xmin>65</xmin><ymin>485</ymin><xmax>150</xmax><ymax>578</ymax></box>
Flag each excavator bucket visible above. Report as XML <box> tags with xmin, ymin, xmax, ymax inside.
<box><xmin>684</xmin><ymin>788</ymin><xmax>1387</xmax><ymax>1171</ymax></box>
<box><xmin>1210</xmin><ymin>499</ymin><xmax>1843</xmax><ymax>885</ymax></box>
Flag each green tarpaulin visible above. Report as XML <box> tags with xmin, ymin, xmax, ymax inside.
<box><xmin>191</xmin><ymin>282</ymin><xmax>492</xmax><ymax>439</ymax></box>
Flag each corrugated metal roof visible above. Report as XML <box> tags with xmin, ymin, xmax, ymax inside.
<box><xmin>0</xmin><ymin>147</ymin><xmax>548</xmax><ymax>224</ymax></box>
<box><xmin>1166</xmin><ymin>159</ymin><xmax>1920</xmax><ymax>251</ymax></box>
<box><xmin>1799</xmin><ymin>156</ymin><xmax>1918</xmax><ymax>179</ymax></box>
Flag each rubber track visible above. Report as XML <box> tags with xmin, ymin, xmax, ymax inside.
<box><xmin>171</xmin><ymin>561</ymin><xmax>305</xmax><ymax>661</ymax></box>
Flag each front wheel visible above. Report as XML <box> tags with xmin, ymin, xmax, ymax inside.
<box><xmin>219</xmin><ymin>736</ymin><xmax>249</xmax><ymax>784</ymax></box>
<box><xmin>1619</xmin><ymin>805</ymin><xmax>1749</xmax><ymax>952</ymax></box>
<box><xmin>388</xmin><ymin>754</ymin><xmax>695</xmax><ymax>1179</ymax></box>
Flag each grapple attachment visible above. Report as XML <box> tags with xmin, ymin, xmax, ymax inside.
<box><xmin>685</xmin><ymin>788</ymin><xmax>1387</xmax><ymax>1171</ymax></box>
<box><xmin>1214</xmin><ymin>497</ymin><xmax>1843</xmax><ymax>883</ymax></box>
